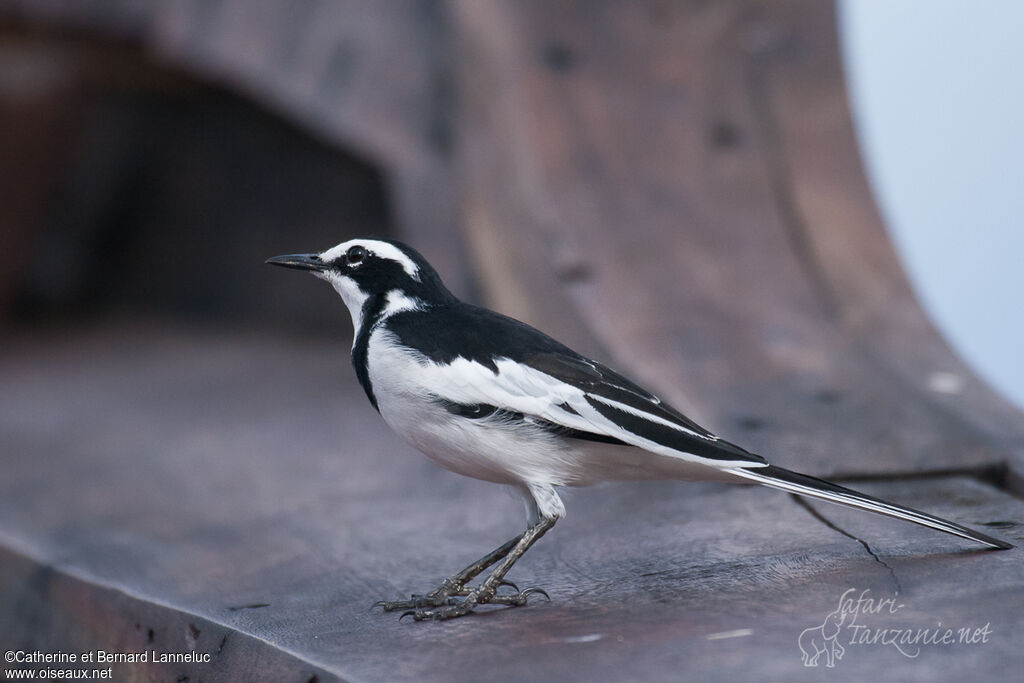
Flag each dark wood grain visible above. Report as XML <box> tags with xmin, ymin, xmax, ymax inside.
<box><xmin>1</xmin><ymin>0</ymin><xmax>1022</xmax><ymax>681</ymax></box>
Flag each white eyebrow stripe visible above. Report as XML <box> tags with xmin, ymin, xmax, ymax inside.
<box><xmin>319</xmin><ymin>239</ymin><xmax>421</xmax><ymax>281</ymax></box>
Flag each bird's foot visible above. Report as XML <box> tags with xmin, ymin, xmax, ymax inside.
<box><xmin>398</xmin><ymin>586</ymin><xmax>550</xmax><ymax>622</ymax></box>
<box><xmin>373</xmin><ymin>594</ymin><xmax>457</xmax><ymax>611</ymax></box>
<box><xmin>374</xmin><ymin>519</ymin><xmax>557</xmax><ymax>621</ymax></box>
<box><xmin>373</xmin><ymin>579</ymin><xmax>525</xmax><ymax>612</ymax></box>
<box><xmin>373</xmin><ymin>574</ymin><xmax>490</xmax><ymax>611</ymax></box>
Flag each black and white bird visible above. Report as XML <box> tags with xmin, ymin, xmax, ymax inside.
<box><xmin>267</xmin><ymin>238</ymin><xmax>1011</xmax><ymax>621</ymax></box>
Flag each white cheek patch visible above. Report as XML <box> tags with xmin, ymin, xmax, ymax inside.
<box><xmin>382</xmin><ymin>291</ymin><xmax>424</xmax><ymax>317</ymax></box>
<box><xmin>319</xmin><ymin>239</ymin><xmax>421</xmax><ymax>281</ymax></box>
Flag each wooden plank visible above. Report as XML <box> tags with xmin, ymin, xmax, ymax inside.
<box><xmin>0</xmin><ymin>548</ymin><xmax>338</xmax><ymax>683</ymax></box>
<box><xmin>1</xmin><ymin>324</ymin><xmax>1021</xmax><ymax>681</ymax></box>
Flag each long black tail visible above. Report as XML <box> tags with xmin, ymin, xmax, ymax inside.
<box><xmin>726</xmin><ymin>464</ymin><xmax>1012</xmax><ymax>550</ymax></box>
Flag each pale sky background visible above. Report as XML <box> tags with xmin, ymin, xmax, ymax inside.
<box><xmin>839</xmin><ymin>0</ymin><xmax>1024</xmax><ymax>411</ymax></box>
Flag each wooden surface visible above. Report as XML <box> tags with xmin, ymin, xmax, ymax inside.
<box><xmin>1</xmin><ymin>323</ymin><xmax>1022</xmax><ymax>682</ymax></box>
<box><xmin>2</xmin><ymin>1</ymin><xmax>1023</xmax><ymax>681</ymax></box>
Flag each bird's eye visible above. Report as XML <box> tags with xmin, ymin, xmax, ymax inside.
<box><xmin>346</xmin><ymin>245</ymin><xmax>367</xmax><ymax>265</ymax></box>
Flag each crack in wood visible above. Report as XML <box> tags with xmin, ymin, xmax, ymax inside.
<box><xmin>789</xmin><ymin>494</ymin><xmax>903</xmax><ymax>595</ymax></box>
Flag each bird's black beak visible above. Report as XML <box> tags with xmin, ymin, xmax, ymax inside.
<box><xmin>265</xmin><ymin>253</ymin><xmax>327</xmax><ymax>272</ymax></box>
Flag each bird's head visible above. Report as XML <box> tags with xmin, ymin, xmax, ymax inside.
<box><xmin>266</xmin><ymin>238</ymin><xmax>453</xmax><ymax>329</ymax></box>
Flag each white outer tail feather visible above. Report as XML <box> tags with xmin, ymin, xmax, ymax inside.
<box><xmin>725</xmin><ymin>464</ymin><xmax>1012</xmax><ymax>550</ymax></box>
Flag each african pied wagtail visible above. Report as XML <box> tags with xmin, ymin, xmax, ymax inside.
<box><xmin>267</xmin><ymin>238</ymin><xmax>1011</xmax><ymax>621</ymax></box>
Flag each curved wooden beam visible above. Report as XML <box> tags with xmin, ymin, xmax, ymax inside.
<box><xmin>452</xmin><ymin>0</ymin><xmax>1024</xmax><ymax>477</ymax></box>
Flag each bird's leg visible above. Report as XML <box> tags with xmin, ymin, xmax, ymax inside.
<box><xmin>374</xmin><ymin>534</ymin><xmax>523</xmax><ymax>611</ymax></box>
<box><xmin>401</xmin><ymin>515</ymin><xmax>557</xmax><ymax>621</ymax></box>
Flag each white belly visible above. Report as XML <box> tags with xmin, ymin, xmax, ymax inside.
<box><xmin>364</xmin><ymin>327</ymin><xmax>727</xmax><ymax>488</ymax></box>
<box><xmin>365</xmin><ymin>328</ymin><xmax>584</xmax><ymax>486</ymax></box>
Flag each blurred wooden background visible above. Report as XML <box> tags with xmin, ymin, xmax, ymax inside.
<box><xmin>1</xmin><ymin>1</ymin><xmax>1021</xmax><ymax>681</ymax></box>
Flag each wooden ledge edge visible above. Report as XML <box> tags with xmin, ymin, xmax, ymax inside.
<box><xmin>0</xmin><ymin>543</ymin><xmax>343</xmax><ymax>683</ymax></box>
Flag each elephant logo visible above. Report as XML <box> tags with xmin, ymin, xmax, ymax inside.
<box><xmin>798</xmin><ymin>608</ymin><xmax>847</xmax><ymax>667</ymax></box>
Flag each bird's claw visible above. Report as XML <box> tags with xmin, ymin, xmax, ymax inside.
<box><xmin>487</xmin><ymin>586</ymin><xmax>549</xmax><ymax>607</ymax></box>
<box><xmin>522</xmin><ymin>586</ymin><xmax>550</xmax><ymax>601</ymax></box>
<box><xmin>374</xmin><ymin>598</ymin><xmax>415</xmax><ymax>612</ymax></box>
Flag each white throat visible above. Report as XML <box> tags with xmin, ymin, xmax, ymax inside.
<box><xmin>318</xmin><ymin>272</ymin><xmax>423</xmax><ymax>346</ymax></box>
<box><xmin>318</xmin><ymin>271</ymin><xmax>369</xmax><ymax>334</ymax></box>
